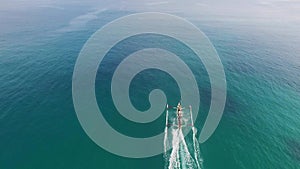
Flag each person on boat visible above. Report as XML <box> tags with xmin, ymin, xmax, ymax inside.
<box><xmin>177</xmin><ymin>102</ymin><xmax>182</xmax><ymax>112</ymax></box>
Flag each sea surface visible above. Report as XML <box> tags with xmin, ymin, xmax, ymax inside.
<box><xmin>1</xmin><ymin>8</ymin><xmax>300</xmax><ymax>169</ymax></box>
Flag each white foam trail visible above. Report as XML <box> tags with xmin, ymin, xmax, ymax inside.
<box><xmin>168</xmin><ymin>129</ymin><xmax>180</xmax><ymax>169</ymax></box>
<box><xmin>192</xmin><ymin>127</ymin><xmax>202</xmax><ymax>169</ymax></box>
<box><xmin>191</xmin><ymin>107</ymin><xmax>202</xmax><ymax>169</ymax></box>
<box><xmin>164</xmin><ymin>109</ymin><xmax>170</xmax><ymax>169</ymax></box>
<box><xmin>178</xmin><ymin>128</ymin><xmax>195</xmax><ymax>169</ymax></box>
<box><xmin>164</xmin><ymin>109</ymin><xmax>169</xmax><ymax>153</ymax></box>
<box><xmin>164</xmin><ymin>108</ymin><xmax>203</xmax><ymax>169</ymax></box>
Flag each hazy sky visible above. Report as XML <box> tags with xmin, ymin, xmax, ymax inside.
<box><xmin>1</xmin><ymin>0</ymin><xmax>299</xmax><ymax>34</ymax></box>
<box><xmin>1</xmin><ymin>0</ymin><xmax>300</xmax><ymax>20</ymax></box>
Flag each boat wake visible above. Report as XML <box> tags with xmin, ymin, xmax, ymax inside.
<box><xmin>164</xmin><ymin>107</ymin><xmax>203</xmax><ymax>169</ymax></box>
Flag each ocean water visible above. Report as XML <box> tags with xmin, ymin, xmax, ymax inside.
<box><xmin>1</xmin><ymin>8</ymin><xmax>300</xmax><ymax>169</ymax></box>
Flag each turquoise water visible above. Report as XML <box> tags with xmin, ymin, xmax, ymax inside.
<box><xmin>1</xmin><ymin>9</ymin><xmax>300</xmax><ymax>169</ymax></box>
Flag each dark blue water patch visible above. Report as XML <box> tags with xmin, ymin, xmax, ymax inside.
<box><xmin>285</xmin><ymin>138</ymin><xmax>300</xmax><ymax>162</ymax></box>
<box><xmin>223</xmin><ymin>93</ymin><xmax>243</xmax><ymax>117</ymax></box>
<box><xmin>129</xmin><ymin>69</ymin><xmax>181</xmax><ymax>111</ymax></box>
<box><xmin>95</xmin><ymin>33</ymin><xmax>211</xmax><ymax>138</ymax></box>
